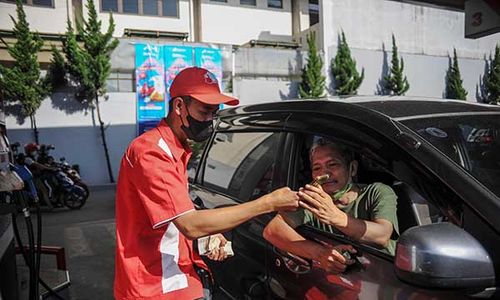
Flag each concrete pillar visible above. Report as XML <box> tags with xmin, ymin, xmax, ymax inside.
<box><xmin>193</xmin><ymin>0</ymin><xmax>202</xmax><ymax>42</ymax></box>
<box><xmin>292</xmin><ymin>0</ymin><xmax>301</xmax><ymax>41</ymax></box>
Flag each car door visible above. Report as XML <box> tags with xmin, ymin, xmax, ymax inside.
<box><xmin>189</xmin><ymin>129</ymin><xmax>288</xmax><ymax>299</ymax></box>
<box><xmin>265</xmin><ymin>113</ymin><xmax>471</xmax><ymax>300</ymax></box>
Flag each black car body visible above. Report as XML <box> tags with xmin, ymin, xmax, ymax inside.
<box><xmin>189</xmin><ymin>97</ymin><xmax>500</xmax><ymax>299</ymax></box>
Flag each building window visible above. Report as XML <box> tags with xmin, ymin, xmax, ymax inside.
<box><xmin>143</xmin><ymin>0</ymin><xmax>158</xmax><ymax>16</ymax></box>
<box><xmin>102</xmin><ymin>0</ymin><xmax>118</xmax><ymax>12</ymax></box>
<box><xmin>240</xmin><ymin>0</ymin><xmax>256</xmax><ymax>6</ymax></box>
<box><xmin>106</xmin><ymin>71</ymin><xmax>135</xmax><ymax>93</ymax></box>
<box><xmin>162</xmin><ymin>0</ymin><xmax>178</xmax><ymax>17</ymax></box>
<box><xmin>123</xmin><ymin>0</ymin><xmax>139</xmax><ymax>14</ymax></box>
<box><xmin>268</xmin><ymin>0</ymin><xmax>282</xmax><ymax>9</ymax></box>
<box><xmin>309</xmin><ymin>0</ymin><xmax>319</xmax><ymax>26</ymax></box>
<box><xmin>101</xmin><ymin>0</ymin><xmax>178</xmax><ymax>17</ymax></box>
<box><xmin>33</xmin><ymin>0</ymin><xmax>52</xmax><ymax>5</ymax></box>
<box><xmin>2</xmin><ymin>0</ymin><xmax>53</xmax><ymax>7</ymax></box>
<box><xmin>210</xmin><ymin>0</ymin><xmax>227</xmax><ymax>2</ymax></box>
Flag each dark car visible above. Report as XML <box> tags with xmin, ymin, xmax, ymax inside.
<box><xmin>188</xmin><ymin>97</ymin><xmax>500</xmax><ymax>300</ymax></box>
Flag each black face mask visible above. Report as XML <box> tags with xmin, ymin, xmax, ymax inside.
<box><xmin>181</xmin><ymin>106</ymin><xmax>214</xmax><ymax>142</ymax></box>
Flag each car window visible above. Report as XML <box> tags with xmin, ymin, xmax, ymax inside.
<box><xmin>293</xmin><ymin>133</ymin><xmax>462</xmax><ymax>256</ymax></box>
<box><xmin>294</xmin><ymin>134</ymin><xmax>401</xmax><ymax>256</ymax></box>
<box><xmin>202</xmin><ymin>131</ymin><xmax>280</xmax><ymax>202</ymax></box>
<box><xmin>402</xmin><ymin>115</ymin><xmax>500</xmax><ymax>197</ymax></box>
<box><xmin>187</xmin><ymin>140</ymin><xmax>208</xmax><ymax>182</ymax></box>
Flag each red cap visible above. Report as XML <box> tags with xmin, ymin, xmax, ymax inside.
<box><xmin>169</xmin><ymin>67</ymin><xmax>239</xmax><ymax>106</ymax></box>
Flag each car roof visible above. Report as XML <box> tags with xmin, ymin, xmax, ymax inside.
<box><xmin>224</xmin><ymin>96</ymin><xmax>500</xmax><ymax>120</ymax></box>
<box><xmin>339</xmin><ymin>96</ymin><xmax>500</xmax><ymax>119</ymax></box>
<box><xmin>219</xmin><ymin>96</ymin><xmax>500</xmax><ymax>233</ymax></box>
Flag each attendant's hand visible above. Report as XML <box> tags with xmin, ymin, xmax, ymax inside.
<box><xmin>207</xmin><ymin>234</ymin><xmax>229</xmax><ymax>261</ymax></box>
<box><xmin>266</xmin><ymin>187</ymin><xmax>299</xmax><ymax>212</ymax></box>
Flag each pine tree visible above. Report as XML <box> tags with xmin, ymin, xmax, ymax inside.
<box><xmin>330</xmin><ymin>31</ymin><xmax>364</xmax><ymax>95</ymax></box>
<box><xmin>445</xmin><ymin>48</ymin><xmax>468</xmax><ymax>100</ymax></box>
<box><xmin>483</xmin><ymin>44</ymin><xmax>500</xmax><ymax>104</ymax></box>
<box><xmin>0</xmin><ymin>0</ymin><xmax>48</xmax><ymax>144</ymax></box>
<box><xmin>44</xmin><ymin>45</ymin><xmax>67</xmax><ymax>90</ymax></box>
<box><xmin>384</xmin><ymin>34</ymin><xmax>410</xmax><ymax>96</ymax></box>
<box><xmin>61</xmin><ymin>0</ymin><xmax>119</xmax><ymax>182</ymax></box>
<box><xmin>299</xmin><ymin>31</ymin><xmax>326</xmax><ymax>99</ymax></box>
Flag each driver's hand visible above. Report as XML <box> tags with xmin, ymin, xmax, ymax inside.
<box><xmin>313</xmin><ymin>244</ymin><xmax>356</xmax><ymax>274</ymax></box>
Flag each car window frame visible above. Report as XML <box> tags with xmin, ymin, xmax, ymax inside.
<box><xmin>281</xmin><ymin>116</ymin><xmax>472</xmax><ymax>261</ymax></box>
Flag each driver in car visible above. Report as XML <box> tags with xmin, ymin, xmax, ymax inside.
<box><xmin>264</xmin><ymin>138</ymin><xmax>399</xmax><ymax>275</ymax></box>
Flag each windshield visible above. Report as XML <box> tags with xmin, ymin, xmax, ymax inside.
<box><xmin>401</xmin><ymin>114</ymin><xmax>500</xmax><ymax>197</ymax></box>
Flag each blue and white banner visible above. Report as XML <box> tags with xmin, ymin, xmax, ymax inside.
<box><xmin>164</xmin><ymin>45</ymin><xmax>194</xmax><ymax>104</ymax></box>
<box><xmin>134</xmin><ymin>44</ymin><xmax>222</xmax><ymax>136</ymax></box>
<box><xmin>135</xmin><ymin>44</ymin><xmax>166</xmax><ymax>122</ymax></box>
<box><xmin>194</xmin><ymin>47</ymin><xmax>223</xmax><ymax>90</ymax></box>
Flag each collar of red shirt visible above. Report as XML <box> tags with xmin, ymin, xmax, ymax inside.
<box><xmin>157</xmin><ymin>119</ymin><xmax>192</xmax><ymax>163</ymax></box>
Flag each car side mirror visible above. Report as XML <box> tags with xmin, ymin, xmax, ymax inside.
<box><xmin>395</xmin><ymin>222</ymin><xmax>495</xmax><ymax>290</ymax></box>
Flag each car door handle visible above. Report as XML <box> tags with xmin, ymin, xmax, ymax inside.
<box><xmin>273</xmin><ymin>246</ymin><xmax>312</xmax><ymax>275</ymax></box>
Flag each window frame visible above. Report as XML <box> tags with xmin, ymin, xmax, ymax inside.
<box><xmin>100</xmin><ymin>0</ymin><xmax>179</xmax><ymax>18</ymax></box>
<box><xmin>106</xmin><ymin>70</ymin><xmax>135</xmax><ymax>93</ymax></box>
<box><xmin>285</xmin><ymin>123</ymin><xmax>464</xmax><ymax>259</ymax></box>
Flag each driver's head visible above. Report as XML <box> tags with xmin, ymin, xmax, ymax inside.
<box><xmin>309</xmin><ymin>139</ymin><xmax>358</xmax><ymax>195</ymax></box>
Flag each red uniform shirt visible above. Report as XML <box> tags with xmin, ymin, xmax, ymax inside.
<box><xmin>114</xmin><ymin>120</ymin><xmax>207</xmax><ymax>300</ymax></box>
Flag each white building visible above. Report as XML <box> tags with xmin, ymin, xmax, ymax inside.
<box><xmin>1</xmin><ymin>0</ymin><xmax>499</xmax><ymax>184</ymax></box>
<box><xmin>0</xmin><ymin>0</ymin><xmax>310</xmax><ymax>46</ymax></box>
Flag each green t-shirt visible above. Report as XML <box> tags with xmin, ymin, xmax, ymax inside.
<box><xmin>284</xmin><ymin>182</ymin><xmax>399</xmax><ymax>255</ymax></box>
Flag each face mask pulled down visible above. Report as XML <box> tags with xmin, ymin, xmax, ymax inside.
<box><xmin>331</xmin><ymin>162</ymin><xmax>354</xmax><ymax>208</ymax></box>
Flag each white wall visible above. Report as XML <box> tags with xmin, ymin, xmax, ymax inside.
<box><xmin>0</xmin><ymin>0</ymin><xmax>71</xmax><ymax>34</ymax></box>
<box><xmin>1</xmin><ymin>0</ymin><xmax>295</xmax><ymax>45</ymax></box>
<box><xmin>328</xmin><ymin>47</ymin><xmax>491</xmax><ymax>101</ymax></box>
<box><xmin>234</xmin><ymin>77</ymin><xmax>299</xmax><ymax>104</ymax></box>
<box><xmin>320</xmin><ymin>0</ymin><xmax>500</xmax><ymax>99</ymax></box>
<box><xmin>320</xmin><ymin>0</ymin><xmax>500</xmax><ymax>59</ymax></box>
<box><xmin>5</xmin><ymin>93</ymin><xmax>136</xmax><ymax>185</ymax></box>
<box><xmin>201</xmin><ymin>0</ymin><xmax>293</xmax><ymax>45</ymax></box>
<box><xmin>93</xmin><ymin>0</ymin><xmax>193</xmax><ymax>38</ymax></box>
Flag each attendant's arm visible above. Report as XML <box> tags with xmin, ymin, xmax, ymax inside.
<box><xmin>174</xmin><ymin>187</ymin><xmax>299</xmax><ymax>240</ymax></box>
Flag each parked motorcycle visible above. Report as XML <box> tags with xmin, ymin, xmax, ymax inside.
<box><xmin>46</xmin><ymin>167</ymin><xmax>88</xmax><ymax>209</ymax></box>
<box><xmin>11</xmin><ymin>142</ymin><xmax>89</xmax><ymax>210</ymax></box>
<box><xmin>37</xmin><ymin>144</ymin><xmax>89</xmax><ymax>210</ymax></box>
